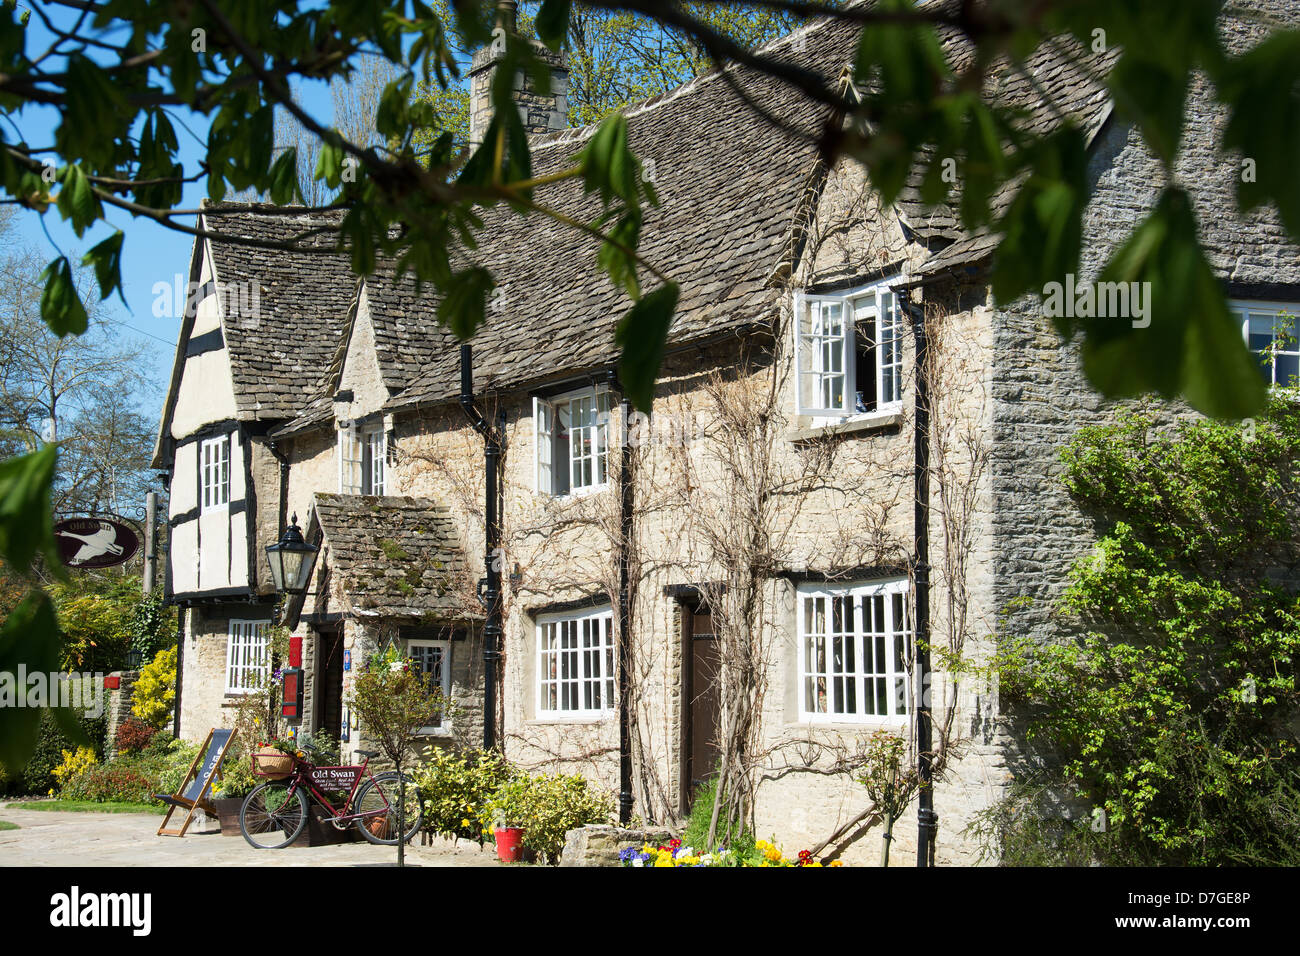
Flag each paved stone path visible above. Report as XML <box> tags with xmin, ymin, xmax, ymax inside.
<box><xmin>0</xmin><ymin>806</ymin><xmax>501</xmax><ymax>867</ymax></box>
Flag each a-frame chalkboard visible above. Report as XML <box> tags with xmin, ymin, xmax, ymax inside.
<box><xmin>155</xmin><ymin>727</ymin><xmax>235</xmax><ymax>837</ymax></box>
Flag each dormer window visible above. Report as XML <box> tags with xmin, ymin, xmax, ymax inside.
<box><xmin>794</xmin><ymin>279</ymin><xmax>904</xmax><ymax>418</ymax></box>
<box><xmin>534</xmin><ymin>385</ymin><xmax>611</xmax><ymax>496</ymax></box>
<box><xmin>1234</xmin><ymin>301</ymin><xmax>1299</xmax><ymax>387</ymax></box>
<box><xmin>340</xmin><ymin>422</ymin><xmax>385</xmax><ymax>495</ymax></box>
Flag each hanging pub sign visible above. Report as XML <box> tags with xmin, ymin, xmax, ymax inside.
<box><xmin>54</xmin><ymin>517</ymin><xmax>140</xmax><ymax>569</ymax></box>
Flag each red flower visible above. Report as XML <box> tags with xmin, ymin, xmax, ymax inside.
<box><xmin>669</xmin><ymin>837</ymin><xmax>682</xmax><ymax>851</ymax></box>
<box><xmin>798</xmin><ymin>850</ymin><xmax>813</xmax><ymax>866</ymax></box>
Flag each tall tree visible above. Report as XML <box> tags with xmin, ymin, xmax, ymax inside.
<box><xmin>0</xmin><ymin>217</ymin><xmax>156</xmax><ymax>516</ymax></box>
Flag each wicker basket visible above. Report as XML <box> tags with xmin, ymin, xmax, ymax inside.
<box><xmin>252</xmin><ymin>747</ymin><xmax>294</xmax><ymax>778</ymax></box>
<box><xmin>366</xmin><ymin>814</ymin><xmax>392</xmax><ymax>839</ymax></box>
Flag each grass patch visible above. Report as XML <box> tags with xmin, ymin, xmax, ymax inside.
<box><xmin>0</xmin><ymin>820</ymin><xmax>18</xmax><ymax>830</ymax></box>
<box><xmin>4</xmin><ymin>800</ymin><xmax>165</xmax><ymax>815</ymax></box>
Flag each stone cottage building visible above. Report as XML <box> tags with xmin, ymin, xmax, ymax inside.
<box><xmin>152</xmin><ymin>2</ymin><xmax>1300</xmax><ymax>864</ymax></box>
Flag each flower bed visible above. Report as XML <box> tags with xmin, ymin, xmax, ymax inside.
<box><xmin>619</xmin><ymin>837</ymin><xmax>843</xmax><ymax>868</ymax></box>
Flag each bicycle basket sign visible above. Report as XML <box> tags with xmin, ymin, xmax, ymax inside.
<box><xmin>309</xmin><ymin>766</ymin><xmax>360</xmax><ymax>791</ymax></box>
<box><xmin>54</xmin><ymin>517</ymin><xmax>139</xmax><ymax>569</ymax></box>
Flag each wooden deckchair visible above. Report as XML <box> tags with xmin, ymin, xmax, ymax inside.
<box><xmin>155</xmin><ymin>727</ymin><xmax>235</xmax><ymax>837</ymax></box>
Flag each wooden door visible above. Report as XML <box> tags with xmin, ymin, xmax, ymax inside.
<box><xmin>315</xmin><ymin>625</ymin><xmax>344</xmax><ymax>741</ymax></box>
<box><xmin>685</xmin><ymin>610</ymin><xmax>721</xmax><ymax>808</ymax></box>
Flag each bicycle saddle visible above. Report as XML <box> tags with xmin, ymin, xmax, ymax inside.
<box><xmin>355</xmin><ymin>749</ymin><xmax>380</xmax><ymax>759</ymax></box>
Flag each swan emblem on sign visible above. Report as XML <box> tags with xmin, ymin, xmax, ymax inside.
<box><xmin>57</xmin><ymin>520</ymin><xmax>126</xmax><ymax>565</ymax></box>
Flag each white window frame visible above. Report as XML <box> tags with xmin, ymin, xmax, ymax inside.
<box><xmin>797</xmin><ymin>578</ymin><xmax>912</xmax><ymax>724</ymax></box>
<box><xmin>406</xmin><ymin>638</ymin><xmax>452</xmax><ymax>734</ymax></box>
<box><xmin>533</xmin><ymin>385</ymin><xmax>611</xmax><ymax>497</ymax></box>
<box><xmin>794</xmin><ymin>278</ymin><xmax>905</xmax><ymax>419</ymax></box>
<box><xmin>338</xmin><ymin>422</ymin><xmax>386</xmax><ymax>495</ymax></box>
<box><xmin>536</xmin><ymin>605</ymin><xmax>616</xmax><ymax>718</ymax></box>
<box><xmin>1233</xmin><ymin>300</ymin><xmax>1300</xmax><ymax>388</ymax></box>
<box><xmin>225</xmin><ymin>619</ymin><xmax>270</xmax><ymax>695</ymax></box>
<box><xmin>200</xmin><ymin>435</ymin><xmax>231</xmax><ymax>512</ymax></box>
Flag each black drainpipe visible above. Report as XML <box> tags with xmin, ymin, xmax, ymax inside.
<box><xmin>608</xmin><ymin>370</ymin><xmax>635</xmax><ymax>825</ymax></box>
<box><xmin>899</xmin><ymin>287</ymin><xmax>937</xmax><ymax>867</ymax></box>
<box><xmin>460</xmin><ymin>344</ymin><xmax>505</xmax><ymax>750</ymax></box>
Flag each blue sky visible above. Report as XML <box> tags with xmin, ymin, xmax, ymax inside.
<box><xmin>6</xmin><ymin>6</ymin><xmax>338</xmax><ymax>424</ymax></box>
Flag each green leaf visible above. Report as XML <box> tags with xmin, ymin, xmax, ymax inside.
<box><xmin>55</xmin><ymin>164</ymin><xmax>102</xmax><ymax>236</ymax></box>
<box><xmin>437</xmin><ymin>267</ymin><xmax>495</xmax><ymax>339</ymax></box>
<box><xmin>578</xmin><ymin>115</ymin><xmax>636</xmax><ymax>205</ymax></box>
<box><xmin>992</xmin><ymin>126</ymin><xmax>1089</xmax><ymax>308</ymax></box>
<box><xmin>81</xmin><ymin>231</ymin><xmax>125</xmax><ymax>304</ymax></box>
<box><xmin>535</xmin><ymin>0</ymin><xmax>571</xmax><ymax>52</ymax></box>
<box><xmin>1219</xmin><ymin>29</ymin><xmax>1300</xmax><ymax>239</ymax></box>
<box><xmin>615</xmin><ymin>283</ymin><xmax>679</xmax><ymax>412</ymax></box>
<box><xmin>268</xmin><ymin>148</ymin><xmax>300</xmax><ymax>206</ymax></box>
<box><xmin>0</xmin><ymin>444</ymin><xmax>60</xmax><ymax>576</ymax></box>
<box><xmin>0</xmin><ymin>590</ymin><xmax>63</xmax><ymax>772</ymax></box>
<box><xmin>39</xmin><ymin>257</ymin><xmax>88</xmax><ymax>337</ymax></box>
<box><xmin>1079</xmin><ymin>188</ymin><xmax>1265</xmax><ymax>419</ymax></box>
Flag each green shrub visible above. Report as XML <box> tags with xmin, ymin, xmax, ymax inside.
<box><xmin>486</xmin><ymin>772</ymin><xmax>616</xmax><ymax>864</ymax></box>
<box><xmin>131</xmin><ymin>646</ymin><xmax>176</xmax><ymax>729</ymax></box>
<box><xmin>997</xmin><ymin>397</ymin><xmax>1300</xmax><ymax>865</ymax></box>
<box><xmin>21</xmin><ymin>709</ymin><xmax>108</xmax><ymax>795</ymax></box>
<box><xmin>680</xmin><ymin>777</ymin><xmax>757</xmax><ymax>863</ymax></box>
<box><xmin>413</xmin><ymin>746</ymin><xmax>516</xmax><ymax>843</ymax></box>
<box><xmin>155</xmin><ymin>740</ymin><xmax>201</xmax><ymax>797</ymax></box>
<box><xmin>61</xmin><ymin>759</ymin><xmax>159</xmax><ymax>803</ymax></box>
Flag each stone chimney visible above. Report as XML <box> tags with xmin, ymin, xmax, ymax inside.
<box><xmin>467</xmin><ymin>12</ymin><xmax>569</xmax><ymax>146</ymax></box>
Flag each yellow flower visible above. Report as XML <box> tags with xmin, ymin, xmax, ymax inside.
<box><xmin>654</xmin><ymin>855</ymin><xmax>674</xmax><ymax>867</ymax></box>
<box><xmin>462</xmin><ymin>818</ymin><xmax>471</xmax><ymax>827</ymax></box>
<box><xmin>829</xmin><ymin>860</ymin><xmax>843</xmax><ymax>867</ymax></box>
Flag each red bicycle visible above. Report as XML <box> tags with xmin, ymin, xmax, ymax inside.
<box><xmin>239</xmin><ymin>742</ymin><xmax>424</xmax><ymax>849</ymax></box>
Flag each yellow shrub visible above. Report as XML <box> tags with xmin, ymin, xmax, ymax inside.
<box><xmin>52</xmin><ymin>747</ymin><xmax>97</xmax><ymax>788</ymax></box>
<box><xmin>132</xmin><ymin>646</ymin><xmax>177</xmax><ymax>729</ymax></box>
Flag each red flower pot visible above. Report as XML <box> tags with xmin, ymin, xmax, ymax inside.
<box><xmin>495</xmin><ymin>827</ymin><xmax>525</xmax><ymax>863</ymax></box>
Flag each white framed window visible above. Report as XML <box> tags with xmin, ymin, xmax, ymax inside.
<box><xmin>1233</xmin><ymin>301</ymin><xmax>1300</xmax><ymax>387</ymax></box>
<box><xmin>797</xmin><ymin>579</ymin><xmax>911</xmax><ymax>722</ymax></box>
<box><xmin>536</xmin><ymin>606</ymin><xmax>615</xmax><ymax>717</ymax></box>
<box><xmin>225</xmin><ymin>619</ymin><xmax>270</xmax><ymax>695</ymax></box>
<box><xmin>200</xmin><ymin>435</ymin><xmax>231</xmax><ymax>512</ymax></box>
<box><xmin>407</xmin><ymin>639</ymin><xmax>452</xmax><ymax>733</ymax></box>
<box><xmin>794</xmin><ymin>279</ymin><xmax>904</xmax><ymax>417</ymax></box>
<box><xmin>339</xmin><ymin>423</ymin><xmax>385</xmax><ymax>495</ymax></box>
<box><xmin>533</xmin><ymin>386</ymin><xmax>611</xmax><ymax>496</ymax></box>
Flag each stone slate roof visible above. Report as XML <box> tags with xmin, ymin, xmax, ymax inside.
<box><xmin>202</xmin><ymin>206</ymin><xmax>358</xmax><ymax>420</ymax></box>
<box><xmin>913</xmin><ymin>0</ymin><xmax>1300</xmax><ymax>284</ymax></box>
<box><xmin>383</xmin><ymin>16</ymin><xmax>864</xmax><ymax>411</ymax></box>
<box><xmin>312</xmin><ymin>493</ymin><xmax>475</xmax><ymax>619</ymax></box>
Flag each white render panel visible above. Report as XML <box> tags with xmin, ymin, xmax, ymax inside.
<box><xmin>198</xmin><ymin>508</ymin><xmax>231</xmax><ymax>589</ymax></box>
<box><xmin>170</xmin><ymin>521</ymin><xmax>198</xmax><ymax>594</ymax></box>
<box><xmin>171</xmin><ymin>442</ymin><xmax>198</xmax><ymax>515</ymax></box>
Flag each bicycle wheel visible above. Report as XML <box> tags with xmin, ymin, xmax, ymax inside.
<box><xmin>240</xmin><ymin>781</ymin><xmax>310</xmax><ymax>849</ymax></box>
<box><xmin>353</xmin><ymin>772</ymin><xmax>424</xmax><ymax>846</ymax></box>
